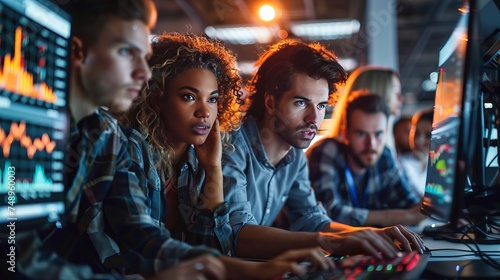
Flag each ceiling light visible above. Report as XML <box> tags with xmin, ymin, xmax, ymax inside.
<box><xmin>205</xmin><ymin>19</ymin><xmax>359</xmax><ymax>45</ymax></box>
<box><xmin>337</xmin><ymin>57</ymin><xmax>357</xmax><ymax>71</ymax></box>
<box><xmin>429</xmin><ymin>71</ymin><xmax>438</xmax><ymax>83</ymax></box>
<box><xmin>422</xmin><ymin>79</ymin><xmax>437</xmax><ymax>92</ymax></box>
<box><xmin>259</xmin><ymin>4</ymin><xmax>276</xmax><ymax>21</ymax></box>
<box><xmin>237</xmin><ymin>57</ymin><xmax>356</xmax><ymax>76</ymax></box>
<box><xmin>237</xmin><ymin>61</ymin><xmax>257</xmax><ymax>76</ymax></box>
<box><xmin>290</xmin><ymin>20</ymin><xmax>360</xmax><ymax>40</ymax></box>
<box><xmin>205</xmin><ymin>25</ymin><xmax>278</xmax><ymax>45</ymax></box>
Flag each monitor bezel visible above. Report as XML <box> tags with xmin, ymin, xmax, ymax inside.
<box><xmin>421</xmin><ymin>0</ymin><xmax>482</xmax><ymax>228</ymax></box>
<box><xmin>0</xmin><ymin>0</ymin><xmax>71</xmax><ymax>233</ymax></box>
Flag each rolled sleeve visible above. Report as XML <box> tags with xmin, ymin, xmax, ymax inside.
<box><xmin>185</xmin><ymin>202</ymin><xmax>233</xmax><ymax>255</ymax></box>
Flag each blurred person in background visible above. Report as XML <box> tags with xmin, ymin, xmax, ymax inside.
<box><xmin>398</xmin><ymin>108</ymin><xmax>434</xmax><ymax>196</ymax></box>
<box><xmin>307</xmin><ymin>93</ymin><xmax>426</xmax><ymax>227</ymax></box>
<box><xmin>328</xmin><ymin>66</ymin><xmax>403</xmax><ymax>157</ymax></box>
<box><xmin>393</xmin><ymin>116</ymin><xmax>413</xmax><ymax>157</ymax></box>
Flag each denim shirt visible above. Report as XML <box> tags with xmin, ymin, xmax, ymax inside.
<box><xmin>222</xmin><ymin>117</ymin><xmax>332</xmax><ymax>245</ymax></box>
<box><xmin>123</xmin><ymin>126</ymin><xmax>232</xmax><ymax>255</ymax></box>
<box><xmin>306</xmin><ymin>137</ymin><xmax>420</xmax><ymax>226</ymax></box>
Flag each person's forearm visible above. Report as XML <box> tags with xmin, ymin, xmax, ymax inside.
<box><xmin>323</xmin><ymin>221</ymin><xmax>355</xmax><ymax>232</ymax></box>
<box><xmin>220</xmin><ymin>256</ymin><xmax>258</xmax><ymax>280</ymax></box>
<box><xmin>200</xmin><ymin>166</ymin><xmax>224</xmax><ymax>211</ymax></box>
<box><xmin>235</xmin><ymin>225</ymin><xmax>318</xmax><ymax>259</ymax></box>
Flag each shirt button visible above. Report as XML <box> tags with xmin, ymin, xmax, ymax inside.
<box><xmin>265</xmin><ymin>208</ymin><xmax>271</xmax><ymax>214</ymax></box>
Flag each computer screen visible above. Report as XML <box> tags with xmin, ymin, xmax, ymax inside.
<box><xmin>422</xmin><ymin>0</ymin><xmax>500</xmax><ymax>244</ymax></box>
<box><xmin>0</xmin><ymin>0</ymin><xmax>71</xmax><ymax>231</ymax></box>
<box><xmin>421</xmin><ymin>0</ymin><xmax>480</xmax><ymax>227</ymax></box>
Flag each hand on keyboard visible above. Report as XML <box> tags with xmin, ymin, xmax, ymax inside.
<box><xmin>267</xmin><ymin>247</ymin><xmax>334</xmax><ymax>279</ymax></box>
<box><xmin>283</xmin><ymin>250</ymin><xmax>430</xmax><ymax>280</ymax></box>
<box><xmin>282</xmin><ymin>256</ymin><xmax>336</xmax><ymax>279</ymax></box>
<box><xmin>316</xmin><ymin>225</ymin><xmax>425</xmax><ymax>260</ymax></box>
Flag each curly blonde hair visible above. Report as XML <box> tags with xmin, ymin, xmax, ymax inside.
<box><xmin>123</xmin><ymin>33</ymin><xmax>243</xmax><ymax>178</ymax></box>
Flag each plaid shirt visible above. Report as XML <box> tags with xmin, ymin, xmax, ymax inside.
<box><xmin>42</xmin><ymin>109</ymin><xmax>217</xmax><ymax>278</ymax></box>
<box><xmin>11</xmin><ymin>230</ymin><xmax>120</xmax><ymax>280</ymax></box>
<box><xmin>122</xmin><ymin>126</ymin><xmax>232</xmax><ymax>255</ymax></box>
<box><xmin>306</xmin><ymin>138</ymin><xmax>420</xmax><ymax>226</ymax></box>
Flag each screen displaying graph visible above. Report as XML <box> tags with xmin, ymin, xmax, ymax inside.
<box><xmin>421</xmin><ymin>9</ymin><xmax>470</xmax><ymax>223</ymax></box>
<box><xmin>423</xmin><ymin>114</ymin><xmax>460</xmax><ymax>220</ymax></box>
<box><xmin>1</xmin><ymin>27</ymin><xmax>59</xmax><ymax>104</ymax></box>
<box><xmin>0</xmin><ymin>119</ymin><xmax>66</xmax><ymax>197</ymax></box>
<box><xmin>0</xmin><ymin>0</ymin><xmax>70</xmax><ymax>109</ymax></box>
<box><xmin>0</xmin><ymin>0</ymin><xmax>70</xmax><ymax>228</ymax></box>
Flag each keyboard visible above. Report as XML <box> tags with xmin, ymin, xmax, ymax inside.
<box><xmin>283</xmin><ymin>250</ymin><xmax>430</xmax><ymax>280</ymax></box>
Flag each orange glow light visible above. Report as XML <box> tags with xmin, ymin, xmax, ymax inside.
<box><xmin>259</xmin><ymin>4</ymin><xmax>276</xmax><ymax>21</ymax></box>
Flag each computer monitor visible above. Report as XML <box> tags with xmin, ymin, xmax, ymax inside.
<box><xmin>422</xmin><ymin>0</ymin><xmax>500</xmax><ymax>244</ymax></box>
<box><xmin>0</xmin><ymin>0</ymin><xmax>71</xmax><ymax>232</ymax></box>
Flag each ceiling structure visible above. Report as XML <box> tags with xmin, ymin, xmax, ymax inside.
<box><xmin>153</xmin><ymin>0</ymin><xmax>464</xmax><ymax>112</ymax></box>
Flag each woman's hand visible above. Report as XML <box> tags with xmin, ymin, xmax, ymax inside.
<box><xmin>221</xmin><ymin>247</ymin><xmax>334</xmax><ymax>279</ymax></box>
<box><xmin>195</xmin><ymin>119</ymin><xmax>224</xmax><ymax>210</ymax></box>
<box><xmin>316</xmin><ymin>225</ymin><xmax>425</xmax><ymax>259</ymax></box>
<box><xmin>195</xmin><ymin>119</ymin><xmax>222</xmax><ymax>169</ymax></box>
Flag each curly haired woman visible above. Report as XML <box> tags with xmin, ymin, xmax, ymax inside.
<box><xmin>119</xmin><ymin>32</ymin><xmax>243</xmax><ymax>254</ymax></box>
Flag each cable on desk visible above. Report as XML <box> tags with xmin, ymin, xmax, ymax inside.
<box><xmin>429</xmin><ymin>222</ymin><xmax>500</xmax><ymax>272</ymax></box>
<box><xmin>459</xmin><ymin>225</ymin><xmax>500</xmax><ymax>271</ymax></box>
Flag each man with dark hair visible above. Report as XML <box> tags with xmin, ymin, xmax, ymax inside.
<box><xmin>399</xmin><ymin>108</ymin><xmax>434</xmax><ymax>196</ymax></box>
<box><xmin>393</xmin><ymin>116</ymin><xmax>413</xmax><ymax>156</ymax></box>
<box><xmin>14</xmin><ymin>0</ymin><xmax>163</xmax><ymax>278</ymax></box>
<box><xmin>223</xmin><ymin>41</ymin><xmax>425</xmax><ymax>260</ymax></box>
<box><xmin>307</xmin><ymin>93</ymin><xmax>426</xmax><ymax>228</ymax></box>
<box><xmin>40</xmin><ymin>0</ymin><xmax>175</xmax><ymax>275</ymax></box>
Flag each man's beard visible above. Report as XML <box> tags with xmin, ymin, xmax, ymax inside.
<box><xmin>347</xmin><ymin>146</ymin><xmax>379</xmax><ymax>169</ymax></box>
<box><xmin>273</xmin><ymin>114</ymin><xmax>318</xmax><ymax>149</ymax></box>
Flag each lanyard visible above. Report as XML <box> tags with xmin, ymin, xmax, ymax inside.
<box><xmin>344</xmin><ymin>165</ymin><xmax>369</xmax><ymax>208</ymax></box>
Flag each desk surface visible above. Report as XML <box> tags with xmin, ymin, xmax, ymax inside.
<box><xmin>424</xmin><ymin>237</ymin><xmax>500</xmax><ymax>261</ymax></box>
<box><xmin>421</xmin><ymin>237</ymin><xmax>500</xmax><ymax>279</ymax></box>
<box><xmin>408</xmin><ymin>217</ymin><xmax>500</xmax><ymax>261</ymax></box>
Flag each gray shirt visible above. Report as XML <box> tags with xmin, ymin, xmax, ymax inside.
<box><xmin>222</xmin><ymin>117</ymin><xmax>332</xmax><ymax>243</ymax></box>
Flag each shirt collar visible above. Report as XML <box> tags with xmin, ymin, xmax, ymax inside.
<box><xmin>242</xmin><ymin>116</ymin><xmax>296</xmax><ymax>167</ymax></box>
<box><xmin>185</xmin><ymin>145</ymin><xmax>199</xmax><ymax>173</ymax></box>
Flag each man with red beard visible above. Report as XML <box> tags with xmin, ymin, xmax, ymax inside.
<box><xmin>307</xmin><ymin>92</ymin><xmax>426</xmax><ymax>227</ymax></box>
